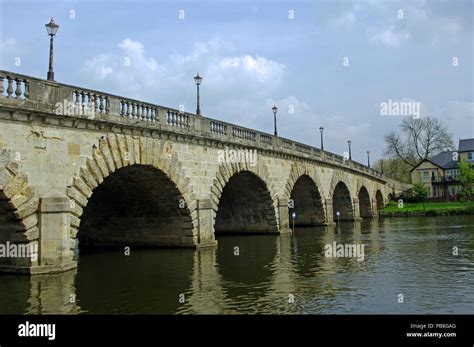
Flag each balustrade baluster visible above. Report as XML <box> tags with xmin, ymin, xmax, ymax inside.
<box><xmin>124</xmin><ymin>101</ymin><xmax>129</xmax><ymax>117</ymax></box>
<box><xmin>137</xmin><ymin>104</ymin><xmax>142</xmax><ymax>120</ymax></box>
<box><xmin>73</xmin><ymin>91</ymin><xmax>79</xmax><ymax>114</ymax></box>
<box><xmin>79</xmin><ymin>91</ymin><xmax>85</xmax><ymax>115</ymax></box>
<box><xmin>23</xmin><ymin>79</ymin><xmax>30</xmax><ymax>99</ymax></box>
<box><xmin>14</xmin><ymin>78</ymin><xmax>22</xmax><ymax>98</ymax></box>
<box><xmin>98</xmin><ymin>95</ymin><xmax>104</xmax><ymax>114</ymax></box>
<box><xmin>0</xmin><ymin>76</ymin><xmax>4</xmax><ymax>96</ymax></box>
<box><xmin>6</xmin><ymin>77</ymin><xmax>13</xmax><ymax>97</ymax></box>
<box><xmin>86</xmin><ymin>92</ymin><xmax>90</xmax><ymax>112</ymax></box>
<box><xmin>90</xmin><ymin>93</ymin><xmax>95</xmax><ymax>114</ymax></box>
<box><xmin>105</xmin><ymin>96</ymin><xmax>110</xmax><ymax>114</ymax></box>
<box><xmin>94</xmin><ymin>94</ymin><xmax>99</xmax><ymax>114</ymax></box>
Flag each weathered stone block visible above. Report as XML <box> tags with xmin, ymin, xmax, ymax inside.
<box><xmin>14</xmin><ymin>197</ymin><xmax>38</xmax><ymax>219</ymax></box>
<box><xmin>73</xmin><ymin>177</ymin><xmax>92</xmax><ymax>198</ymax></box>
<box><xmin>3</xmin><ymin>172</ymin><xmax>28</xmax><ymax>199</ymax></box>
<box><xmin>68</xmin><ymin>143</ymin><xmax>80</xmax><ymax>155</ymax></box>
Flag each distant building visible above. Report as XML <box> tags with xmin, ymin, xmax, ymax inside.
<box><xmin>458</xmin><ymin>138</ymin><xmax>474</xmax><ymax>163</ymax></box>
<box><xmin>410</xmin><ymin>138</ymin><xmax>474</xmax><ymax>200</ymax></box>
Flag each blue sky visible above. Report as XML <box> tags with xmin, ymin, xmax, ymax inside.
<box><xmin>1</xmin><ymin>0</ymin><xmax>473</xmax><ymax>164</ymax></box>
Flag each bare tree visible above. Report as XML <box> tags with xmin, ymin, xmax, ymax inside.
<box><xmin>384</xmin><ymin>116</ymin><xmax>453</xmax><ymax>168</ymax></box>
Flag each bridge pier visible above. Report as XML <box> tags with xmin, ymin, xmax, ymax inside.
<box><xmin>372</xmin><ymin>201</ymin><xmax>379</xmax><ymax>217</ymax></box>
<box><xmin>277</xmin><ymin>197</ymin><xmax>291</xmax><ymax>233</ymax></box>
<box><xmin>352</xmin><ymin>197</ymin><xmax>362</xmax><ymax>221</ymax></box>
<box><xmin>324</xmin><ymin>198</ymin><xmax>336</xmax><ymax>225</ymax></box>
<box><xmin>37</xmin><ymin>192</ymin><xmax>76</xmax><ymax>274</ymax></box>
<box><xmin>196</xmin><ymin>199</ymin><xmax>218</xmax><ymax>248</ymax></box>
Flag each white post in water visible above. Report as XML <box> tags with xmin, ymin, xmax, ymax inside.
<box><xmin>291</xmin><ymin>211</ymin><xmax>296</xmax><ymax>234</ymax></box>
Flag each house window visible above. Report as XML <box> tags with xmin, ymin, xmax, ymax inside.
<box><xmin>421</xmin><ymin>171</ymin><xmax>430</xmax><ymax>182</ymax></box>
<box><xmin>433</xmin><ymin>187</ymin><xmax>437</xmax><ymax>197</ymax></box>
<box><xmin>468</xmin><ymin>152</ymin><xmax>474</xmax><ymax>161</ymax></box>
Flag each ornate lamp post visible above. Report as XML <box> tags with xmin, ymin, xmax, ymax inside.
<box><xmin>272</xmin><ymin>104</ymin><xmax>278</xmax><ymax>136</ymax></box>
<box><xmin>193</xmin><ymin>73</ymin><xmax>202</xmax><ymax>115</ymax></box>
<box><xmin>367</xmin><ymin>150</ymin><xmax>371</xmax><ymax>168</ymax></box>
<box><xmin>45</xmin><ymin>17</ymin><xmax>59</xmax><ymax>81</ymax></box>
<box><xmin>348</xmin><ymin>140</ymin><xmax>352</xmax><ymax>160</ymax></box>
<box><xmin>319</xmin><ymin>126</ymin><xmax>324</xmax><ymax>150</ymax></box>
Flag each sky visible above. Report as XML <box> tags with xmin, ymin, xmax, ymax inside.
<box><xmin>0</xmin><ymin>0</ymin><xmax>473</xmax><ymax>164</ymax></box>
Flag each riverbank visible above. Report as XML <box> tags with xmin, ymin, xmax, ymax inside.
<box><xmin>380</xmin><ymin>201</ymin><xmax>474</xmax><ymax>217</ymax></box>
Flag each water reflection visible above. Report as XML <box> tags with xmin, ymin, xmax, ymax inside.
<box><xmin>0</xmin><ymin>270</ymin><xmax>79</xmax><ymax>314</ymax></box>
<box><xmin>76</xmin><ymin>248</ymin><xmax>195</xmax><ymax>314</ymax></box>
<box><xmin>0</xmin><ymin>216</ymin><xmax>472</xmax><ymax>314</ymax></box>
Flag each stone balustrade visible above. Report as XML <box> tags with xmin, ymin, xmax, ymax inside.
<box><xmin>0</xmin><ymin>69</ymin><xmax>385</xmax><ymax>181</ymax></box>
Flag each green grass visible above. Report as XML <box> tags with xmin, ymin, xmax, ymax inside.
<box><xmin>382</xmin><ymin>200</ymin><xmax>474</xmax><ymax>213</ymax></box>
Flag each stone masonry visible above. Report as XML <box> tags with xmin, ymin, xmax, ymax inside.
<box><xmin>0</xmin><ymin>71</ymin><xmax>411</xmax><ymax>274</ymax></box>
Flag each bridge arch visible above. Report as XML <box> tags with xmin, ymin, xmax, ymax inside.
<box><xmin>285</xmin><ymin>163</ymin><xmax>326</xmax><ymax>226</ymax></box>
<box><xmin>329</xmin><ymin>170</ymin><xmax>355</xmax><ymax>222</ymax></box>
<box><xmin>357</xmin><ymin>185</ymin><xmax>373</xmax><ymax>218</ymax></box>
<box><xmin>211</xmin><ymin>157</ymin><xmax>278</xmax><ymax>234</ymax></box>
<box><xmin>0</xmin><ymin>155</ymin><xmax>39</xmax><ymax>269</ymax></box>
<box><xmin>70</xmin><ymin>134</ymin><xmax>197</xmax><ymax>248</ymax></box>
<box><xmin>375</xmin><ymin>189</ymin><xmax>384</xmax><ymax>215</ymax></box>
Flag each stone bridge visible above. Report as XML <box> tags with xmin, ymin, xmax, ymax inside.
<box><xmin>0</xmin><ymin>71</ymin><xmax>410</xmax><ymax>274</ymax></box>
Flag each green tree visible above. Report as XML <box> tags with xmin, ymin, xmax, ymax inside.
<box><xmin>459</xmin><ymin>160</ymin><xmax>474</xmax><ymax>201</ymax></box>
<box><xmin>373</xmin><ymin>158</ymin><xmax>411</xmax><ymax>183</ymax></box>
<box><xmin>413</xmin><ymin>182</ymin><xmax>428</xmax><ymax>211</ymax></box>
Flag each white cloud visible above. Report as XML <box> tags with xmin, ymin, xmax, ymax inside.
<box><xmin>213</xmin><ymin>55</ymin><xmax>284</xmax><ymax>84</ymax></box>
<box><xmin>368</xmin><ymin>26</ymin><xmax>411</xmax><ymax>47</ymax></box>
<box><xmin>0</xmin><ymin>38</ymin><xmax>16</xmax><ymax>49</ymax></box>
<box><xmin>81</xmin><ymin>37</ymin><xmax>285</xmax><ymax>121</ymax></box>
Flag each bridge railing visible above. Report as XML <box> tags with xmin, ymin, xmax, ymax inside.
<box><xmin>0</xmin><ymin>70</ymin><xmax>385</xmax><ymax>181</ymax></box>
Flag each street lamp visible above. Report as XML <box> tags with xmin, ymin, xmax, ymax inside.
<box><xmin>319</xmin><ymin>126</ymin><xmax>324</xmax><ymax>150</ymax></box>
<box><xmin>347</xmin><ymin>140</ymin><xmax>352</xmax><ymax>160</ymax></box>
<box><xmin>193</xmin><ymin>73</ymin><xmax>203</xmax><ymax>115</ymax></box>
<box><xmin>272</xmin><ymin>104</ymin><xmax>278</xmax><ymax>136</ymax></box>
<box><xmin>367</xmin><ymin>150</ymin><xmax>371</xmax><ymax>168</ymax></box>
<box><xmin>45</xmin><ymin>17</ymin><xmax>59</xmax><ymax>81</ymax></box>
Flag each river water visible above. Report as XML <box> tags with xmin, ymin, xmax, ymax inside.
<box><xmin>0</xmin><ymin>216</ymin><xmax>473</xmax><ymax>314</ymax></box>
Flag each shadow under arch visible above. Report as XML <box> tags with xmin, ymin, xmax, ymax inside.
<box><xmin>375</xmin><ymin>190</ymin><xmax>384</xmax><ymax>215</ymax></box>
<box><xmin>332</xmin><ymin>181</ymin><xmax>354</xmax><ymax>222</ymax></box>
<box><xmin>358</xmin><ymin>186</ymin><xmax>373</xmax><ymax>218</ymax></box>
<box><xmin>78</xmin><ymin>164</ymin><xmax>193</xmax><ymax>247</ymax></box>
<box><xmin>214</xmin><ymin>170</ymin><xmax>278</xmax><ymax>234</ymax></box>
<box><xmin>289</xmin><ymin>175</ymin><xmax>325</xmax><ymax>226</ymax></box>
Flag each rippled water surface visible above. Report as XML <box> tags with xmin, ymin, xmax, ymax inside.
<box><xmin>1</xmin><ymin>216</ymin><xmax>473</xmax><ymax>314</ymax></box>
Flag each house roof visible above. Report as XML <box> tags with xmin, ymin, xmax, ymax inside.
<box><xmin>410</xmin><ymin>158</ymin><xmax>442</xmax><ymax>172</ymax></box>
<box><xmin>459</xmin><ymin>138</ymin><xmax>474</xmax><ymax>152</ymax></box>
<box><xmin>410</xmin><ymin>151</ymin><xmax>459</xmax><ymax>172</ymax></box>
<box><xmin>430</xmin><ymin>151</ymin><xmax>459</xmax><ymax>169</ymax></box>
